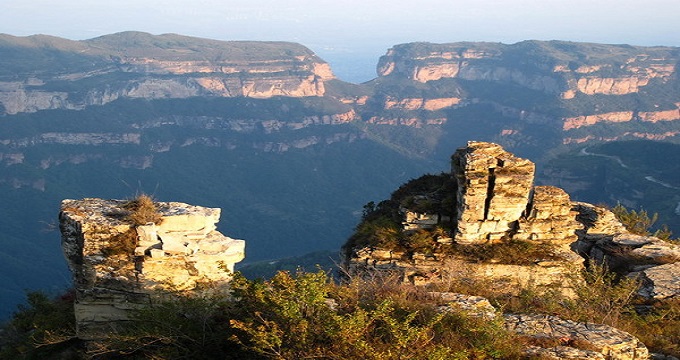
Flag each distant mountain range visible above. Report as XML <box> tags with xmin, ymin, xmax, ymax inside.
<box><xmin>0</xmin><ymin>32</ymin><xmax>678</xmax><ymax>318</ymax></box>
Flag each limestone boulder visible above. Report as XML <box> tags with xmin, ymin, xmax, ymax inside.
<box><xmin>59</xmin><ymin>198</ymin><xmax>245</xmax><ymax>339</ymax></box>
<box><xmin>635</xmin><ymin>262</ymin><xmax>680</xmax><ymax>300</ymax></box>
<box><xmin>429</xmin><ymin>292</ymin><xmax>497</xmax><ymax>319</ymax></box>
<box><xmin>505</xmin><ymin>314</ymin><xmax>649</xmax><ymax>360</ymax></box>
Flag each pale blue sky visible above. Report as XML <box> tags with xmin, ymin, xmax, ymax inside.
<box><xmin>1</xmin><ymin>0</ymin><xmax>678</xmax><ymax>81</ymax></box>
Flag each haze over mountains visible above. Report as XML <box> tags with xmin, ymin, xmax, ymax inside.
<box><xmin>1</xmin><ymin>31</ymin><xmax>679</xmax><ymax>317</ymax></box>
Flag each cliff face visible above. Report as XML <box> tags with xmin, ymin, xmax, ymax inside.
<box><xmin>371</xmin><ymin>41</ymin><xmax>680</xmax><ymax>148</ymax></box>
<box><xmin>59</xmin><ymin>198</ymin><xmax>245</xmax><ymax>338</ymax></box>
<box><xmin>345</xmin><ymin>142</ymin><xmax>680</xmax><ymax>299</ymax></box>
<box><xmin>2</xmin><ymin>35</ymin><xmax>679</xmax><ymax>161</ymax></box>
<box><xmin>377</xmin><ymin>41</ymin><xmax>675</xmax><ymax>95</ymax></box>
<box><xmin>0</xmin><ymin>32</ymin><xmax>334</xmax><ymax>115</ymax></box>
<box><xmin>2</xmin><ymin>34</ymin><xmax>680</xmax><ymax>321</ymax></box>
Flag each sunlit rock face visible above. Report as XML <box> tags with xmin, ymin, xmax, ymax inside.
<box><xmin>505</xmin><ymin>314</ymin><xmax>649</xmax><ymax>360</ymax></box>
<box><xmin>373</xmin><ymin>41</ymin><xmax>680</xmax><ymax>147</ymax></box>
<box><xmin>59</xmin><ymin>198</ymin><xmax>245</xmax><ymax>338</ymax></box>
<box><xmin>347</xmin><ymin>141</ymin><xmax>586</xmax><ymax>293</ymax></box>
<box><xmin>0</xmin><ymin>32</ymin><xmax>334</xmax><ymax>115</ymax></box>
<box><xmin>452</xmin><ymin>141</ymin><xmax>536</xmax><ymax>244</ymax></box>
<box><xmin>345</xmin><ymin>141</ymin><xmax>680</xmax><ymax>300</ymax></box>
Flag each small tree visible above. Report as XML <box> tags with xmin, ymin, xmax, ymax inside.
<box><xmin>611</xmin><ymin>203</ymin><xmax>672</xmax><ymax>240</ymax></box>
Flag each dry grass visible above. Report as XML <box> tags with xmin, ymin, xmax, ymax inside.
<box><xmin>123</xmin><ymin>194</ymin><xmax>162</xmax><ymax>226</ymax></box>
<box><xmin>101</xmin><ymin>194</ymin><xmax>162</xmax><ymax>256</ymax></box>
<box><xmin>444</xmin><ymin>240</ymin><xmax>561</xmax><ymax>265</ymax></box>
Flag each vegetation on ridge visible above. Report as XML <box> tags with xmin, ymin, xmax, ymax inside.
<box><xmin>343</xmin><ymin>173</ymin><xmax>563</xmax><ymax>265</ymax></box>
<box><xmin>1</xmin><ymin>200</ymin><xmax>679</xmax><ymax>358</ymax></box>
<box><xmin>0</xmin><ymin>271</ymin><xmax>525</xmax><ymax>359</ymax></box>
<box><xmin>3</xmin><ymin>262</ymin><xmax>679</xmax><ymax>358</ymax></box>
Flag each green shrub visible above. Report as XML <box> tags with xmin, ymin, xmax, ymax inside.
<box><xmin>229</xmin><ymin>270</ymin><xmax>523</xmax><ymax>359</ymax></box>
<box><xmin>611</xmin><ymin>203</ymin><xmax>673</xmax><ymax>240</ymax></box>
<box><xmin>0</xmin><ymin>290</ymin><xmax>78</xmax><ymax>360</ymax></box>
<box><xmin>88</xmin><ymin>290</ymin><xmax>249</xmax><ymax>359</ymax></box>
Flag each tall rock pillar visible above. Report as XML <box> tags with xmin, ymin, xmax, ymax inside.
<box><xmin>452</xmin><ymin>141</ymin><xmax>535</xmax><ymax>244</ymax></box>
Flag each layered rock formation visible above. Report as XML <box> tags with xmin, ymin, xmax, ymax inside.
<box><xmin>345</xmin><ymin>141</ymin><xmax>680</xmax><ymax>299</ymax></box>
<box><xmin>59</xmin><ymin>198</ymin><xmax>245</xmax><ymax>338</ymax></box>
<box><xmin>0</xmin><ymin>32</ymin><xmax>334</xmax><ymax>115</ymax></box>
<box><xmin>574</xmin><ymin>202</ymin><xmax>680</xmax><ymax>299</ymax></box>
<box><xmin>452</xmin><ymin>141</ymin><xmax>536</xmax><ymax>244</ymax></box>
<box><xmin>377</xmin><ymin>41</ymin><xmax>676</xmax><ymax>95</ymax></box>
<box><xmin>372</xmin><ymin>41</ymin><xmax>680</xmax><ymax>147</ymax></box>
<box><xmin>505</xmin><ymin>314</ymin><xmax>649</xmax><ymax>360</ymax></box>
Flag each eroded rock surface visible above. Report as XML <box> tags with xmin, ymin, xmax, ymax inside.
<box><xmin>505</xmin><ymin>314</ymin><xmax>649</xmax><ymax>360</ymax></box>
<box><xmin>346</xmin><ymin>141</ymin><xmax>680</xmax><ymax>300</ymax></box>
<box><xmin>432</xmin><ymin>292</ymin><xmax>651</xmax><ymax>360</ymax></box>
<box><xmin>453</xmin><ymin>141</ymin><xmax>536</xmax><ymax>244</ymax></box>
<box><xmin>59</xmin><ymin>198</ymin><xmax>245</xmax><ymax>338</ymax></box>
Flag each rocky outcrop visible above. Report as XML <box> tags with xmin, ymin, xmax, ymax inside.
<box><xmin>366</xmin><ymin>116</ymin><xmax>447</xmax><ymax>127</ymax></box>
<box><xmin>505</xmin><ymin>314</ymin><xmax>649</xmax><ymax>360</ymax></box>
<box><xmin>0</xmin><ymin>32</ymin><xmax>335</xmax><ymax>115</ymax></box>
<box><xmin>383</xmin><ymin>97</ymin><xmax>462</xmax><ymax>111</ymax></box>
<box><xmin>573</xmin><ymin>76</ymin><xmax>653</xmax><ymax>95</ymax></box>
<box><xmin>59</xmin><ymin>198</ymin><xmax>245</xmax><ymax>338</ymax></box>
<box><xmin>347</xmin><ymin>142</ymin><xmax>587</xmax><ymax>293</ymax></box>
<box><xmin>453</xmin><ymin>141</ymin><xmax>537</xmax><ymax>244</ymax></box>
<box><xmin>432</xmin><ymin>292</ymin><xmax>650</xmax><ymax>360</ymax></box>
<box><xmin>563</xmin><ymin>112</ymin><xmax>635</xmax><ymax>130</ymax></box>
<box><xmin>639</xmin><ymin>108</ymin><xmax>680</xmax><ymax>123</ymax></box>
<box><xmin>346</xmin><ymin>141</ymin><xmax>680</xmax><ymax>300</ymax></box>
<box><xmin>562</xmin><ymin>107</ymin><xmax>680</xmax><ymax>130</ymax></box>
<box><xmin>563</xmin><ymin>131</ymin><xmax>680</xmax><ymax>144</ymax></box>
<box><xmin>573</xmin><ymin>202</ymin><xmax>680</xmax><ymax>299</ymax></box>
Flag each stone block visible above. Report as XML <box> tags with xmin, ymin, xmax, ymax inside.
<box><xmin>59</xmin><ymin>198</ymin><xmax>245</xmax><ymax>339</ymax></box>
<box><xmin>149</xmin><ymin>248</ymin><xmax>165</xmax><ymax>258</ymax></box>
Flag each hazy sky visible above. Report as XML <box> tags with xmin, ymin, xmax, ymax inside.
<box><xmin>1</xmin><ymin>0</ymin><xmax>678</xmax><ymax>81</ymax></box>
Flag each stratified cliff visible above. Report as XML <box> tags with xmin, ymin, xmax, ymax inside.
<box><xmin>0</xmin><ymin>32</ymin><xmax>334</xmax><ymax>115</ymax></box>
<box><xmin>368</xmin><ymin>41</ymin><xmax>680</xmax><ymax>148</ymax></box>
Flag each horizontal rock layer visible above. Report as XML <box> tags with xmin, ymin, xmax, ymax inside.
<box><xmin>0</xmin><ymin>32</ymin><xmax>334</xmax><ymax>115</ymax></box>
<box><xmin>59</xmin><ymin>198</ymin><xmax>245</xmax><ymax>338</ymax></box>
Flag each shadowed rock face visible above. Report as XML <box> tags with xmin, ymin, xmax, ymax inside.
<box><xmin>59</xmin><ymin>198</ymin><xmax>245</xmax><ymax>338</ymax></box>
